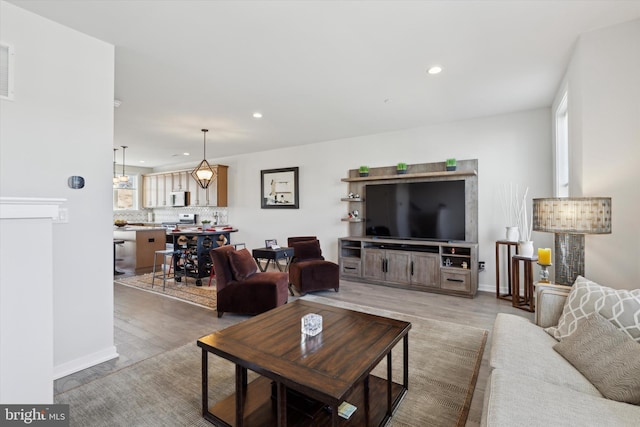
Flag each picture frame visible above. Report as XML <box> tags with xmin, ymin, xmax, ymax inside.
<box><xmin>265</xmin><ymin>239</ymin><xmax>278</xmax><ymax>248</ymax></box>
<box><xmin>261</xmin><ymin>167</ymin><xmax>299</xmax><ymax>209</ymax></box>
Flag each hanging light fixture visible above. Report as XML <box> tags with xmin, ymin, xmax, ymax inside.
<box><xmin>119</xmin><ymin>145</ymin><xmax>130</xmax><ymax>184</ymax></box>
<box><xmin>191</xmin><ymin>129</ymin><xmax>216</xmax><ymax>189</ymax></box>
<box><xmin>113</xmin><ymin>148</ymin><xmax>119</xmax><ymax>187</ymax></box>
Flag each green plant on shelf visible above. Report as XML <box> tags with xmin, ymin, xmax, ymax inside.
<box><xmin>445</xmin><ymin>158</ymin><xmax>457</xmax><ymax>171</ymax></box>
<box><xmin>358</xmin><ymin>165</ymin><xmax>369</xmax><ymax>177</ymax></box>
<box><xmin>397</xmin><ymin>162</ymin><xmax>407</xmax><ymax>174</ymax></box>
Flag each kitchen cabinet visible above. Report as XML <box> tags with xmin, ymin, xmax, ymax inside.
<box><xmin>192</xmin><ymin>165</ymin><xmax>227</xmax><ymax>206</ymax></box>
<box><xmin>171</xmin><ymin>171</ymin><xmax>190</xmax><ymax>193</ymax></box>
<box><xmin>143</xmin><ymin>175</ymin><xmax>157</xmax><ymax>208</ymax></box>
<box><xmin>142</xmin><ymin>165</ymin><xmax>228</xmax><ymax>208</ymax></box>
<box><xmin>114</xmin><ymin>227</ymin><xmax>167</xmax><ymax>274</ymax></box>
<box><xmin>157</xmin><ymin>174</ymin><xmax>167</xmax><ymax>206</ymax></box>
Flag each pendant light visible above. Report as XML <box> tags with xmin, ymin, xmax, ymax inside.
<box><xmin>113</xmin><ymin>148</ymin><xmax>119</xmax><ymax>187</ymax></box>
<box><xmin>191</xmin><ymin>129</ymin><xmax>216</xmax><ymax>189</ymax></box>
<box><xmin>119</xmin><ymin>145</ymin><xmax>130</xmax><ymax>184</ymax></box>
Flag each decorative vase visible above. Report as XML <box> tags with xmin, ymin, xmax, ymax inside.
<box><xmin>396</xmin><ymin>169</ymin><xmax>407</xmax><ymax>174</ymax></box>
<box><xmin>359</xmin><ymin>172</ymin><xmax>369</xmax><ymax>177</ymax></box>
<box><xmin>506</xmin><ymin>226</ymin><xmax>519</xmax><ymax>242</ymax></box>
<box><xmin>518</xmin><ymin>240</ymin><xmax>534</xmax><ymax>258</ymax></box>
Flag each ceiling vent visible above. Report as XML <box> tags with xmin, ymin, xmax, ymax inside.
<box><xmin>0</xmin><ymin>44</ymin><xmax>15</xmax><ymax>101</ymax></box>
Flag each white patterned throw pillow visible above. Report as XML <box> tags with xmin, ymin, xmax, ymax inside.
<box><xmin>545</xmin><ymin>276</ymin><xmax>640</xmax><ymax>342</ymax></box>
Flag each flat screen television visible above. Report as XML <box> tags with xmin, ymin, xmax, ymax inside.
<box><xmin>365</xmin><ymin>180</ymin><xmax>466</xmax><ymax>241</ymax></box>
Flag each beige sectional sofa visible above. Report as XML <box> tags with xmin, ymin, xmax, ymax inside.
<box><xmin>482</xmin><ymin>282</ymin><xmax>640</xmax><ymax>426</ymax></box>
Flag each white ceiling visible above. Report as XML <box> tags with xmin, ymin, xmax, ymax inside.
<box><xmin>9</xmin><ymin>1</ymin><xmax>640</xmax><ymax>167</ymax></box>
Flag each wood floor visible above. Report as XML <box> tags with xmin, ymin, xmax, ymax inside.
<box><xmin>55</xmin><ymin>277</ymin><xmax>533</xmax><ymax>426</ymax></box>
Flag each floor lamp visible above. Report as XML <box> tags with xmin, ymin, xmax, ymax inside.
<box><xmin>532</xmin><ymin>197</ymin><xmax>611</xmax><ymax>285</ymax></box>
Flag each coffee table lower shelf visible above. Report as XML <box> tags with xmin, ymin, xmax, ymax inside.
<box><xmin>205</xmin><ymin>374</ymin><xmax>407</xmax><ymax>427</ymax></box>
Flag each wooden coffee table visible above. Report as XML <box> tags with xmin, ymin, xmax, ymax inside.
<box><xmin>197</xmin><ymin>299</ymin><xmax>411</xmax><ymax>426</ymax></box>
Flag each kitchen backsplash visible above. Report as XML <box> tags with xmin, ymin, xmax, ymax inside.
<box><xmin>114</xmin><ymin>207</ymin><xmax>229</xmax><ymax>225</ymax></box>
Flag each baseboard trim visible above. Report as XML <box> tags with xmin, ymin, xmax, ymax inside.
<box><xmin>53</xmin><ymin>346</ymin><xmax>119</xmax><ymax>379</ymax></box>
<box><xmin>478</xmin><ymin>282</ymin><xmax>494</xmax><ymax>294</ymax></box>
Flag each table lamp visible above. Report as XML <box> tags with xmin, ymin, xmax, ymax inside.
<box><xmin>532</xmin><ymin>197</ymin><xmax>611</xmax><ymax>285</ymax></box>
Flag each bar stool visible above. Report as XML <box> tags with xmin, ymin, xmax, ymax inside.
<box><xmin>152</xmin><ymin>249</ymin><xmax>179</xmax><ymax>291</ymax></box>
<box><xmin>113</xmin><ymin>239</ymin><xmax>125</xmax><ymax>275</ymax></box>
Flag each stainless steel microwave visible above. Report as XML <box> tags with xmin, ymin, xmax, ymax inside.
<box><xmin>170</xmin><ymin>191</ymin><xmax>190</xmax><ymax>207</ymax></box>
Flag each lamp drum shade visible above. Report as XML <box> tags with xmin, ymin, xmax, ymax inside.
<box><xmin>532</xmin><ymin>198</ymin><xmax>611</xmax><ymax>234</ymax></box>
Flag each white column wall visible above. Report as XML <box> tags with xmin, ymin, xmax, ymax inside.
<box><xmin>0</xmin><ymin>199</ymin><xmax>63</xmax><ymax>403</ymax></box>
<box><xmin>557</xmin><ymin>19</ymin><xmax>640</xmax><ymax>289</ymax></box>
<box><xmin>0</xmin><ymin>2</ymin><xmax>118</xmax><ymax>379</ymax></box>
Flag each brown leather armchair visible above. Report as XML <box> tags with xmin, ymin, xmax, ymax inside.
<box><xmin>287</xmin><ymin>236</ymin><xmax>339</xmax><ymax>296</ymax></box>
<box><xmin>209</xmin><ymin>246</ymin><xmax>289</xmax><ymax>317</ymax></box>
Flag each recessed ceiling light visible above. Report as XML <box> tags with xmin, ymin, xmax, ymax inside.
<box><xmin>139</xmin><ymin>160</ymin><xmax>145</xmax><ymax>164</ymax></box>
<box><xmin>427</xmin><ymin>66</ymin><xmax>442</xmax><ymax>75</ymax></box>
<box><xmin>253</xmin><ymin>112</ymin><xmax>263</xmax><ymax>119</ymax></box>
<box><xmin>183</xmin><ymin>152</ymin><xmax>190</xmax><ymax>156</ymax></box>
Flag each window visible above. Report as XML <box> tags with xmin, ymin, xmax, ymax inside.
<box><xmin>555</xmin><ymin>91</ymin><xmax>569</xmax><ymax>197</ymax></box>
<box><xmin>113</xmin><ymin>175</ymin><xmax>139</xmax><ymax>210</ymax></box>
<box><xmin>0</xmin><ymin>43</ymin><xmax>15</xmax><ymax>101</ymax></box>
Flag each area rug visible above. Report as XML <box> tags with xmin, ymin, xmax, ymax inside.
<box><xmin>55</xmin><ymin>297</ymin><xmax>487</xmax><ymax>427</ymax></box>
<box><xmin>114</xmin><ymin>273</ymin><xmax>216</xmax><ymax>310</ymax></box>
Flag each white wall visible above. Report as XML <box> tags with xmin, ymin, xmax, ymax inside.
<box><xmin>0</xmin><ymin>2</ymin><xmax>118</xmax><ymax>378</ymax></box>
<box><xmin>203</xmin><ymin>108</ymin><xmax>553</xmax><ymax>293</ymax></box>
<box><xmin>557</xmin><ymin>19</ymin><xmax>640</xmax><ymax>289</ymax></box>
<box><xmin>1</xmin><ymin>199</ymin><xmax>61</xmax><ymax>403</ymax></box>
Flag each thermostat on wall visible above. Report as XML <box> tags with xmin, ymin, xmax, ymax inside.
<box><xmin>68</xmin><ymin>176</ymin><xmax>85</xmax><ymax>189</ymax></box>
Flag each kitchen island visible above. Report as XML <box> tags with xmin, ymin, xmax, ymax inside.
<box><xmin>113</xmin><ymin>227</ymin><xmax>167</xmax><ymax>275</ymax></box>
<box><xmin>170</xmin><ymin>228</ymin><xmax>238</xmax><ymax>285</ymax></box>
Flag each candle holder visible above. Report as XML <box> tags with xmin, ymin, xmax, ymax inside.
<box><xmin>301</xmin><ymin>313</ymin><xmax>322</xmax><ymax>337</ymax></box>
<box><xmin>537</xmin><ymin>262</ymin><xmax>552</xmax><ymax>283</ymax></box>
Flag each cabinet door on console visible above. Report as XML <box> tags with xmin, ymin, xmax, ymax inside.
<box><xmin>385</xmin><ymin>250</ymin><xmax>411</xmax><ymax>284</ymax></box>
<box><xmin>441</xmin><ymin>270</ymin><xmax>471</xmax><ymax>293</ymax></box>
<box><xmin>410</xmin><ymin>252</ymin><xmax>440</xmax><ymax>289</ymax></box>
<box><xmin>363</xmin><ymin>249</ymin><xmax>386</xmax><ymax>281</ymax></box>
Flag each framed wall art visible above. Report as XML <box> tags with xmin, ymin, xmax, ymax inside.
<box><xmin>265</xmin><ymin>239</ymin><xmax>278</xmax><ymax>248</ymax></box>
<box><xmin>261</xmin><ymin>167</ymin><xmax>299</xmax><ymax>209</ymax></box>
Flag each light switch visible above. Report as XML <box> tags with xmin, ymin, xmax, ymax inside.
<box><xmin>54</xmin><ymin>207</ymin><xmax>69</xmax><ymax>223</ymax></box>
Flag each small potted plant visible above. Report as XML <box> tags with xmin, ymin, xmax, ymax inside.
<box><xmin>201</xmin><ymin>219</ymin><xmax>211</xmax><ymax>230</ymax></box>
<box><xmin>396</xmin><ymin>162</ymin><xmax>407</xmax><ymax>174</ymax></box>
<box><xmin>445</xmin><ymin>158</ymin><xmax>457</xmax><ymax>171</ymax></box>
<box><xmin>359</xmin><ymin>165</ymin><xmax>369</xmax><ymax>177</ymax></box>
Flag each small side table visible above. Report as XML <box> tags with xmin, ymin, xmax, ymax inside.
<box><xmin>512</xmin><ymin>255</ymin><xmax>538</xmax><ymax>312</ymax></box>
<box><xmin>252</xmin><ymin>247</ymin><xmax>295</xmax><ymax>272</ymax></box>
<box><xmin>495</xmin><ymin>240</ymin><xmax>519</xmax><ymax>301</ymax></box>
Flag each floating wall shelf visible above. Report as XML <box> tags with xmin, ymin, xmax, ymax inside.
<box><xmin>341</xmin><ymin>170</ymin><xmax>477</xmax><ymax>182</ymax></box>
